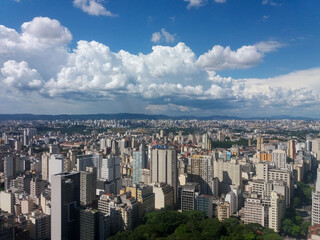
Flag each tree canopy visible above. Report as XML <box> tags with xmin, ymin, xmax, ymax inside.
<box><xmin>109</xmin><ymin>210</ymin><xmax>282</xmax><ymax>240</ymax></box>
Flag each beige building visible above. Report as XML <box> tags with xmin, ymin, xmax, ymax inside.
<box><xmin>217</xmin><ymin>202</ymin><xmax>230</xmax><ymax>222</ymax></box>
<box><xmin>152</xmin><ymin>182</ymin><xmax>174</xmax><ymax>210</ymax></box>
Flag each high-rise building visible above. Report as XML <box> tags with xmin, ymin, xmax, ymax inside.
<box><xmin>41</xmin><ymin>152</ymin><xmax>50</xmax><ymax>181</ymax></box>
<box><xmin>288</xmin><ymin>139</ymin><xmax>296</xmax><ymax>159</ymax></box>
<box><xmin>213</xmin><ymin>158</ymin><xmax>242</xmax><ymax>194</ymax></box>
<box><xmin>132</xmin><ymin>145</ymin><xmax>147</xmax><ymax>184</ymax></box>
<box><xmin>312</xmin><ymin>168</ymin><xmax>320</xmax><ymax>225</ymax></box>
<box><xmin>268</xmin><ymin>191</ymin><xmax>285</xmax><ymax>232</ymax></box>
<box><xmin>196</xmin><ymin>194</ymin><xmax>213</xmax><ymax>218</ymax></box>
<box><xmin>0</xmin><ymin>191</ymin><xmax>15</xmax><ymax>214</ymax></box>
<box><xmin>51</xmin><ymin>172</ymin><xmax>80</xmax><ymax>240</ymax></box>
<box><xmin>80</xmin><ymin>167</ymin><xmax>97</xmax><ymax>206</ymax></box>
<box><xmin>124</xmin><ymin>184</ymin><xmax>155</xmax><ymax>223</ymax></box>
<box><xmin>151</xmin><ymin>149</ymin><xmax>178</xmax><ymax>203</ymax></box>
<box><xmin>98</xmin><ymin>193</ymin><xmax>138</xmax><ymax>235</ymax></box>
<box><xmin>272</xmin><ymin>149</ymin><xmax>287</xmax><ymax>169</ymax></box>
<box><xmin>257</xmin><ymin>136</ymin><xmax>263</xmax><ymax>151</ymax></box>
<box><xmin>243</xmin><ymin>195</ymin><xmax>266</xmax><ymax>226</ymax></box>
<box><xmin>101</xmin><ymin>155</ymin><xmax>121</xmax><ymax>194</ymax></box>
<box><xmin>80</xmin><ymin>208</ymin><xmax>108</xmax><ymax>240</ymax></box>
<box><xmin>152</xmin><ymin>182</ymin><xmax>174</xmax><ymax>210</ymax></box>
<box><xmin>28</xmin><ymin>210</ymin><xmax>50</xmax><ymax>240</ymax></box>
<box><xmin>181</xmin><ymin>183</ymin><xmax>199</xmax><ymax>212</ymax></box>
<box><xmin>48</xmin><ymin>154</ymin><xmax>64</xmax><ymax>183</ymax></box>
<box><xmin>187</xmin><ymin>155</ymin><xmax>214</xmax><ymax>195</ymax></box>
<box><xmin>30</xmin><ymin>178</ymin><xmax>45</xmax><ymax>199</ymax></box>
<box><xmin>77</xmin><ymin>153</ymin><xmax>103</xmax><ymax>179</ymax></box>
<box><xmin>217</xmin><ymin>202</ymin><xmax>230</xmax><ymax>222</ymax></box>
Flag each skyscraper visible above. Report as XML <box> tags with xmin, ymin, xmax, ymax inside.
<box><xmin>151</xmin><ymin>148</ymin><xmax>177</xmax><ymax>203</ymax></box>
<box><xmin>312</xmin><ymin>168</ymin><xmax>320</xmax><ymax>225</ymax></box>
<box><xmin>51</xmin><ymin>172</ymin><xmax>80</xmax><ymax>240</ymax></box>
<box><xmin>132</xmin><ymin>145</ymin><xmax>147</xmax><ymax>184</ymax></box>
<box><xmin>48</xmin><ymin>154</ymin><xmax>64</xmax><ymax>183</ymax></box>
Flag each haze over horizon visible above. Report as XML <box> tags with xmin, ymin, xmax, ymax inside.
<box><xmin>0</xmin><ymin>0</ymin><xmax>319</xmax><ymax>117</ymax></box>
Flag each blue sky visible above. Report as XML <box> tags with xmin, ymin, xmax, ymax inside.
<box><xmin>0</xmin><ymin>0</ymin><xmax>320</xmax><ymax>117</ymax></box>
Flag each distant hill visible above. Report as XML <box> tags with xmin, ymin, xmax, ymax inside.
<box><xmin>0</xmin><ymin>113</ymin><xmax>315</xmax><ymax>121</ymax></box>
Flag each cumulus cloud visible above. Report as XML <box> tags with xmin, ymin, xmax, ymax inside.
<box><xmin>196</xmin><ymin>41</ymin><xmax>282</xmax><ymax>71</ymax></box>
<box><xmin>184</xmin><ymin>0</ymin><xmax>207</xmax><ymax>9</ymax></box>
<box><xmin>73</xmin><ymin>0</ymin><xmax>116</xmax><ymax>16</ymax></box>
<box><xmin>2</xmin><ymin>17</ymin><xmax>319</xmax><ymax>116</ymax></box>
<box><xmin>151</xmin><ymin>29</ymin><xmax>175</xmax><ymax>43</ymax></box>
<box><xmin>1</xmin><ymin>60</ymin><xmax>44</xmax><ymax>91</ymax></box>
<box><xmin>0</xmin><ymin>17</ymin><xmax>71</xmax><ymax>78</ymax></box>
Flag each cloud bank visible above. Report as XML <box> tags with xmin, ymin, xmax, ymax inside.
<box><xmin>0</xmin><ymin>17</ymin><xmax>318</xmax><ymax>116</ymax></box>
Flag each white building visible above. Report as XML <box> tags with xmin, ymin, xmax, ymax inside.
<box><xmin>48</xmin><ymin>154</ymin><xmax>64</xmax><ymax>183</ymax></box>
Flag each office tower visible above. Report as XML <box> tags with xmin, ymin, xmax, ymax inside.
<box><xmin>196</xmin><ymin>194</ymin><xmax>213</xmax><ymax>218</ymax></box>
<box><xmin>312</xmin><ymin>168</ymin><xmax>320</xmax><ymax>225</ymax></box>
<box><xmin>152</xmin><ymin>182</ymin><xmax>174</xmax><ymax>210</ymax></box>
<box><xmin>187</xmin><ymin>155</ymin><xmax>214</xmax><ymax>195</ymax></box>
<box><xmin>41</xmin><ymin>152</ymin><xmax>50</xmax><ymax>181</ymax></box>
<box><xmin>80</xmin><ymin>167</ymin><xmax>97</xmax><ymax>206</ymax></box>
<box><xmin>151</xmin><ymin>149</ymin><xmax>178</xmax><ymax>203</ymax></box>
<box><xmin>4</xmin><ymin>156</ymin><xmax>14</xmax><ymax>178</ymax></box>
<box><xmin>272</xmin><ymin>149</ymin><xmax>287</xmax><ymax>169</ymax></box>
<box><xmin>257</xmin><ymin>136</ymin><xmax>263</xmax><ymax>151</ymax></box>
<box><xmin>101</xmin><ymin>155</ymin><xmax>121</xmax><ymax>194</ymax></box>
<box><xmin>67</xmin><ymin>150</ymin><xmax>77</xmax><ymax>170</ymax></box>
<box><xmin>30</xmin><ymin>178</ymin><xmax>45</xmax><ymax>199</ymax></box>
<box><xmin>288</xmin><ymin>139</ymin><xmax>296</xmax><ymax>159</ymax></box>
<box><xmin>77</xmin><ymin>153</ymin><xmax>102</xmax><ymax>179</ymax></box>
<box><xmin>0</xmin><ymin>191</ymin><xmax>15</xmax><ymax>214</ymax></box>
<box><xmin>80</xmin><ymin>208</ymin><xmax>108</xmax><ymax>240</ymax></box>
<box><xmin>181</xmin><ymin>183</ymin><xmax>200</xmax><ymax>212</ymax></box>
<box><xmin>132</xmin><ymin>145</ymin><xmax>147</xmax><ymax>184</ymax></box>
<box><xmin>48</xmin><ymin>154</ymin><xmax>64</xmax><ymax>183</ymax></box>
<box><xmin>28</xmin><ymin>210</ymin><xmax>50</xmax><ymax>240</ymax></box>
<box><xmin>51</xmin><ymin>172</ymin><xmax>80</xmax><ymax>240</ymax></box>
<box><xmin>217</xmin><ymin>202</ymin><xmax>230</xmax><ymax>221</ymax></box>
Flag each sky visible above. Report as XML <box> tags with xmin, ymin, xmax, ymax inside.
<box><xmin>0</xmin><ymin>0</ymin><xmax>320</xmax><ymax>117</ymax></box>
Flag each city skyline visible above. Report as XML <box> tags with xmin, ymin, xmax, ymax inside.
<box><xmin>0</xmin><ymin>0</ymin><xmax>320</xmax><ymax>117</ymax></box>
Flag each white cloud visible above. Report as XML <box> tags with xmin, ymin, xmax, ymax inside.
<box><xmin>2</xmin><ymin>18</ymin><xmax>318</xmax><ymax>116</ymax></box>
<box><xmin>262</xmin><ymin>0</ymin><xmax>279</xmax><ymax>6</ymax></box>
<box><xmin>146</xmin><ymin>103</ymin><xmax>198</xmax><ymax>113</ymax></box>
<box><xmin>1</xmin><ymin>60</ymin><xmax>44</xmax><ymax>91</ymax></box>
<box><xmin>151</xmin><ymin>32</ymin><xmax>161</xmax><ymax>43</ymax></box>
<box><xmin>214</xmin><ymin>0</ymin><xmax>226</xmax><ymax>3</ymax></box>
<box><xmin>0</xmin><ymin>17</ymin><xmax>71</xmax><ymax>78</ymax></box>
<box><xmin>184</xmin><ymin>0</ymin><xmax>207</xmax><ymax>9</ymax></box>
<box><xmin>73</xmin><ymin>0</ymin><xmax>116</xmax><ymax>16</ymax></box>
<box><xmin>151</xmin><ymin>29</ymin><xmax>175</xmax><ymax>43</ymax></box>
<box><xmin>196</xmin><ymin>41</ymin><xmax>282</xmax><ymax>71</ymax></box>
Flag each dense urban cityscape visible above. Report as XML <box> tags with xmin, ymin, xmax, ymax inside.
<box><xmin>0</xmin><ymin>117</ymin><xmax>320</xmax><ymax>239</ymax></box>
